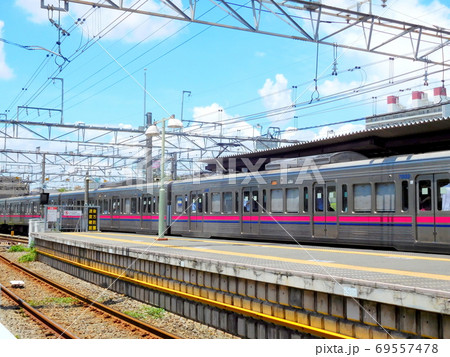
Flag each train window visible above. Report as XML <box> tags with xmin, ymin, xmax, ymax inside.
<box><xmin>437</xmin><ymin>179</ymin><xmax>450</xmax><ymax>211</ymax></box>
<box><xmin>235</xmin><ymin>192</ymin><xmax>239</xmax><ymax>213</ymax></box>
<box><xmin>286</xmin><ymin>188</ymin><xmax>299</xmax><ymax>213</ymax></box>
<box><xmin>243</xmin><ymin>191</ymin><xmax>250</xmax><ymax>212</ymax></box>
<box><xmin>204</xmin><ymin>193</ymin><xmax>209</xmax><ymax>213</ymax></box>
<box><xmin>211</xmin><ymin>193</ymin><xmax>221</xmax><ymax>213</ymax></box>
<box><xmin>418</xmin><ymin>180</ymin><xmax>432</xmax><ymax>211</ymax></box>
<box><xmin>262</xmin><ymin>189</ymin><xmax>267</xmax><ymax>211</ymax></box>
<box><xmin>198</xmin><ymin>195</ymin><xmax>203</xmax><ymax>213</ymax></box>
<box><xmin>103</xmin><ymin>199</ymin><xmax>109</xmax><ymax>214</ymax></box>
<box><xmin>184</xmin><ymin>195</ymin><xmax>188</xmax><ymax>211</ymax></box>
<box><xmin>223</xmin><ymin>192</ymin><xmax>233</xmax><ymax>213</ymax></box>
<box><xmin>252</xmin><ymin>191</ymin><xmax>259</xmax><ymax>213</ymax></box>
<box><xmin>175</xmin><ymin>196</ymin><xmax>183</xmax><ymax>213</ymax></box>
<box><xmin>131</xmin><ymin>198</ymin><xmax>137</xmax><ymax>214</ymax></box>
<box><xmin>271</xmin><ymin>189</ymin><xmax>283</xmax><ymax>213</ymax></box>
<box><xmin>327</xmin><ymin>186</ymin><xmax>336</xmax><ymax>212</ymax></box>
<box><xmin>146</xmin><ymin>196</ymin><xmax>151</xmax><ymax>213</ymax></box>
<box><xmin>191</xmin><ymin>194</ymin><xmax>198</xmax><ymax>213</ymax></box>
<box><xmin>342</xmin><ymin>185</ymin><xmax>348</xmax><ymax>212</ymax></box>
<box><xmin>401</xmin><ymin>181</ymin><xmax>409</xmax><ymax>211</ymax></box>
<box><xmin>143</xmin><ymin>197</ymin><xmax>147</xmax><ymax>213</ymax></box>
<box><xmin>124</xmin><ymin>198</ymin><xmax>130</xmax><ymax>214</ymax></box>
<box><xmin>376</xmin><ymin>183</ymin><xmax>395</xmax><ymax>212</ymax></box>
<box><xmin>153</xmin><ymin>197</ymin><xmax>157</xmax><ymax>213</ymax></box>
<box><xmin>354</xmin><ymin>184</ymin><xmax>371</xmax><ymax>213</ymax></box>
<box><xmin>315</xmin><ymin>187</ymin><xmax>324</xmax><ymax>212</ymax></box>
<box><xmin>303</xmin><ymin>187</ymin><xmax>309</xmax><ymax>212</ymax></box>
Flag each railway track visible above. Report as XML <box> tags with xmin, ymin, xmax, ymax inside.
<box><xmin>0</xmin><ymin>253</ymin><xmax>180</xmax><ymax>339</ymax></box>
<box><xmin>0</xmin><ymin>282</ymin><xmax>79</xmax><ymax>339</ymax></box>
<box><xmin>0</xmin><ymin>234</ymin><xmax>28</xmax><ymax>246</ymax></box>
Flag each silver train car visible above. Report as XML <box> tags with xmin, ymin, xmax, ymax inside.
<box><xmin>1</xmin><ymin>150</ymin><xmax>449</xmax><ymax>254</ymax></box>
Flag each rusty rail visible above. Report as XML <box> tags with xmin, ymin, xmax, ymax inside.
<box><xmin>0</xmin><ymin>283</ymin><xmax>79</xmax><ymax>339</ymax></box>
<box><xmin>0</xmin><ymin>254</ymin><xmax>179</xmax><ymax>339</ymax></box>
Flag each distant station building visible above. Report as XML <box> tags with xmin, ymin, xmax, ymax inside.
<box><xmin>0</xmin><ymin>176</ymin><xmax>29</xmax><ymax>198</ymax></box>
<box><xmin>366</xmin><ymin>86</ymin><xmax>449</xmax><ymax>128</ymax></box>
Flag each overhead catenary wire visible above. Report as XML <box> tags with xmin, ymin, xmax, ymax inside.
<box><xmin>7</xmin><ymin>0</ymin><xmax>450</xmax><ymax>135</ymax></box>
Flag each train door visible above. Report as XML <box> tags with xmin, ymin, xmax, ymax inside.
<box><xmin>189</xmin><ymin>191</ymin><xmax>203</xmax><ymax>233</ymax></box>
<box><xmin>416</xmin><ymin>174</ymin><xmax>450</xmax><ymax>243</ymax></box>
<box><xmin>111</xmin><ymin>196</ymin><xmax>120</xmax><ymax>230</ymax></box>
<box><xmin>241</xmin><ymin>187</ymin><xmax>260</xmax><ymax>234</ymax></box>
<box><xmin>141</xmin><ymin>194</ymin><xmax>152</xmax><ymax>231</ymax></box>
<box><xmin>312</xmin><ymin>183</ymin><xmax>337</xmax><ymax>238</ymax></box>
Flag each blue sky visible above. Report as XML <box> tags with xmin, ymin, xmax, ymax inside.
<box><xmin>1</xmin><ymin>0</ymin><xmax>450</xmax><ymax>188</ymax></box>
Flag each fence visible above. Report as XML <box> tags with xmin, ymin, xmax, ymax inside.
<box><xmin>43</xmin><ymin>205</ymin><xmax>100</xmax><ymax>232</ymax></box>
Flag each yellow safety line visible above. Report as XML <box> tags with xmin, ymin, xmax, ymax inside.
<box><xmin>63</xmin><ymin>232</ymin><xmax>450</xmax><ymax>282</ymax></box>
<box><xmin>37</xmin><ymin>249</ymin><xmax>353</xmax><ymax>339</ymax></box>
<box><xmin>87</xmin><ymin>231</ymin><xmax>450</xmax><ymax>263</ymax></box>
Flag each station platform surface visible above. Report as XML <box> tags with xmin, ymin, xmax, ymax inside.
<box><xmin>37</xmin><ymin>232</ymin><xmax>450</xmax><ymax>299</ymax></box>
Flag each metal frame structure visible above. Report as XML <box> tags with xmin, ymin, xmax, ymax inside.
<box><xmin>3</xmin><ymin>0</ymin><xmax>446</xmax><ymax>190</ymax></box>
<box><xmin>0</xmin><ymin>117</ymin><xmax>299</xmax><ymax>190</ymax></box>
<box><xmin>41</xmin><ymin>0</ymin><xmax>450</xmax><ymax>67</ymax></box>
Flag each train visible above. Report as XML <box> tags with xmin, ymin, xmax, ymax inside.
<box><xmin>1</xmin><ymin>150</ymin><xmax>450</xmax><ymax>254</ymax></box>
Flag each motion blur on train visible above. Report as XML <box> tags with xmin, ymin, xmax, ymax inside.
<box><xmin>1</xmin><ymin>150</ymin><xmax>450</xmax><ymax>254</ymax></box>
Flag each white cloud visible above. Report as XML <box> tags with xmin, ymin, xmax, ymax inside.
<box><xmin>258</xmin><ymin>74</ymin><xmax>293</xmax><ymax>124</ymax></box>
<box><xmin>315</xmin><ymin>123</ymin><xmax>365</xmax><ymax>140</ymax></box>
<box><xmin>282</xmin><ymin>127</ymin><xmax>317</xmax><ymax>142</ymax></box>
<box><xmin>15</xmin><ymin>0</ymin><xmax>185</xmax><ymax>43</ymax></box>
<box><xmin>71</xmin><ymin>1</ymin><xmax>184</xmax><ymax>43</ymax></box>
<box><xmin>311</xmin><ymin>0</ymin><xmax>450</xmax><ymax>113</ymax></box>
<box><xmin>0</xmin><ymin>21</ymin><xmax>14</xmax><ymax>80</ymax></box>
<box><xmin>191</xmin><ymin>103</ymin><xmax>254</xmax><ymax>137</ymax></box>
<box><xmin>319</xmin><ymin>78</ymin><xmax>363</xmax><ymax>98</ymax></box>
<box><xmin>15</xmin><ymin>0</ymin><xmax>51</xmax><ymax>24</ymax></box>
<box><xmin>282</xmin><ymin>122</ymin><xmax>365</xmax><ymax>143</ymax></box>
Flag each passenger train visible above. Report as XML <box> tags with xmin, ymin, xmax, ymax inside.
<box><xmin>1</xmin><ymin>150</ymin><xmax>450</xmax><ymax>254</ymax></box>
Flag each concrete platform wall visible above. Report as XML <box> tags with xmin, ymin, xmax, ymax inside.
<box><xmin>35</xmin><ymin>237</ymin><xmax>449</xmax><ymax>339</ymax></box>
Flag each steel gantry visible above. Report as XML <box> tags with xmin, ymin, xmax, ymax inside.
<box><xmin>41</xmin><ymin>0</ymin><xmax>450</xmax><ymax>67</ymax></box>
<box><xmin>0</xmin><ymin>118</ymin><xmax>299</xmax><ymax>190</ymax></box>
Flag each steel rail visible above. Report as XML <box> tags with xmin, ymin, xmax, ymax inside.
<box><xmin>0</xmin><ymin>283</ymin><xmax>79</xmax><ymax>339</ymax></box>
<box><xmin>0</xmin><ymin>234</ymin><xmax>29</xmax><ymax>245</ymax></box>
<box><xmin>0</xmin><ymin>254</ymin><xmax>180</xmax><ymax>339</ymax></box>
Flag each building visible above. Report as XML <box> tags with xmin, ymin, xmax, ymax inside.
<box><xmin>366</xmin><ymin>87</ymin><xmax>449</xmax><ymax>128</ymax></box>
<box><xmin>0</xmin><ymin>176</ymin><xmax>29</xmax><ymax>198</ymax></box>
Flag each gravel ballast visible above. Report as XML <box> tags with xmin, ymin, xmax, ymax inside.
<box><xmin>0</xmin><ymin>247</ymin><xmax>238</xmax><ymax>339</ymax></box>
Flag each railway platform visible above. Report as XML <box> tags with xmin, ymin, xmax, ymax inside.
<box><xmin>32</xmin><ymin>231</ymin><xmax>450</xmax><ymax>339</ymax></box>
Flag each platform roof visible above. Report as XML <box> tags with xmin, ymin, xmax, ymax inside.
<box><xmin>204</xmin><ymin>116</ymin><xmax>450</xmax><ymax>173</ymax></box>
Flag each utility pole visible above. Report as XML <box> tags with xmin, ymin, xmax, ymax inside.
<box><xmin>49</xmin><ymin>77</ymin><xmax>64</xmax><ymax>124</ymax></box>
<box><xmin>41</xmin><ymin>153</ymin><xmax>46</xmax><ymax>193</ymax></box>
<box><xmin>145</xmin><ymin>112</ymin><xmax>153</xmax><ymax>184</ymax></box>
<box><xmin>143</xmin><ymin>69</ymin><xmax>147</xmax><ymax>127</ymax></box>
<box><xmin>181</xmin><ymin>90</ymin><xmax>191</xmax><ymax>122</ymax></box>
